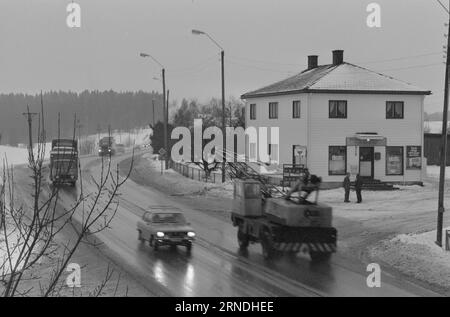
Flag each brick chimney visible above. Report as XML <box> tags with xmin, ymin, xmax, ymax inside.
<box><xmin>307</xmin><ymin>55</ymin><xmax>318</xmax><ymax>70</ymax></box>
<box><xmin>332</xmin><ymin>50</ymin><xmax>344</xmax><ymax>65</ymax></box>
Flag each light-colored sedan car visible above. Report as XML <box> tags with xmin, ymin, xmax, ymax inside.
<box><xmin>137</xmin><ymin>207</ymin><xmax>195</xmax><ymax>252</ymax></box>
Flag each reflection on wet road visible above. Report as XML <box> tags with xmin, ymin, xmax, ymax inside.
<box><xmin>55</xmin><ymin>153</ymin><xmax>437</xmax><ymax>297</ymax></box>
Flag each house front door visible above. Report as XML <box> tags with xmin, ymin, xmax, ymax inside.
<box><xmin>359</xmin><ymin>147</ymin><xmax>374</xmax><ymax>178</ymax></box>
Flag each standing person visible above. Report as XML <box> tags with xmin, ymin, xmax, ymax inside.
<box><xmin>355</xmin><ymin>174</ymin><xmax>363</xmax><ymax>203</ymax></box>
<box><xmin>343</xmin><ymin>173</ymin><xmax>351</xmax><ymax>203</ymax></box>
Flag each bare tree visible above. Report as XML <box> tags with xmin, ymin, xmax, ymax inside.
<box><xmin>0</xmin><ymin>102</ymin><xmax>133</xmax><ymax>297</ymax></box>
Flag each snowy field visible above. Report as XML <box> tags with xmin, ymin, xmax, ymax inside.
<box><xmin>0</xmin><ymin>143</ymin><xmax>52</xmax><ymax>168</ymax></box>
<box><xmin>0</xmin><ymin>127</ymin><xmax>152</xmax><ymax>169</ymax></box>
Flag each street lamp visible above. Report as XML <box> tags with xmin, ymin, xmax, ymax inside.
<box><xmin>192</xmin><ymin>29</ymin><xmax>226</xmax><ymax>183</ymax></box>
<box><xmin>140</xmin><ymin>52</ymin><xmax>168</xmax><ymax>169</ymax></box>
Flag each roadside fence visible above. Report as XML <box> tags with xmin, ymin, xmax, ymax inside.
<box><xmin>169</xmin><ymin>160</ymin><xmax>223</xmax><ymax>184</ymax></box>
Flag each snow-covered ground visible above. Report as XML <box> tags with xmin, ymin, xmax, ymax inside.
<box><xmin>0</xmin><ymin>127</ymin><xmax>152</xmax><ymax>169</ymax></box>
<box><xmin>370</xmin><ymin>227</ymin><xmax>450</xmax><ymax>289</ymax></box>
<box><xmin>142</xmin><ymin>153</ymin><xmax>233</xmax><ymax>199</ymax></box>
<box><xmin>0</xmin><ymin>143</ymin><xmax>52</xmax><ymax>168</ymax></box>
<box><xmin>96</xmin><ymin>127</ymin><xmax>152</xmax><ymax>146</ymax></box>
<box><xmin>0</xmin><ymin>145</ymin><xmax>29</xmax><ymax>166</ymax></box>
<box><xmin>426</xmin><ymin>165</ymin><xmax>450</xmax><ymax>179</ymax></box>
<box><xmin>425</xmin><ymin>121</ymin><xmax>446</xmax><ymax>134</ymax></box>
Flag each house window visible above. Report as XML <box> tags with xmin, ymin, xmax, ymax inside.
<box><xmin>269</xmin><ymin>102</ymin><xmax>278</xmax><ymax>119</ymax></box>
<box><xmin>328</xmin><ymin>146</ymin><xmax>347</xmax><ymax>175</ymax></box>
<box><xmin>386</xmin><ymin>101</ymin><xmax>404</xmax><ymax>119</ymax></box>
<box><xmin>386</xmin><ymin>146</ymin><xmax>404</xmax><ymax>175</ymax></box>
<box><xmin>268</xmin><ymin>144</ymin><xmax>279</xmax><ymax>162</ymax></box>
<box><xmin>292</xmin><ymin>100</ymin><xmax>301</xmax><ymax>118</ymax></box>
<box><xmin>329</xmin><ymin>100</ymin><xmax>347</xmax><ymax>118</ymax></box>
<box><xmin>249</xmin><ymin>104</ymin><xmax>256</xmax><ymax>120</ymax></box>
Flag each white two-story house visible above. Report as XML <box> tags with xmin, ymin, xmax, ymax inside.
<box><xmin>241</xmin><ymin>50</ymin><xmax>431</xmax><ymax>185</ymax></box>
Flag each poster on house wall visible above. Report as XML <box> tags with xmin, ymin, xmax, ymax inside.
<box><xmin>293</xmin><ymin>145</ymin><xmax>307</xmax><ymax>166</ymax></box>
<box><xmin>406</xmin><ymin>146</ymin><xmax>422</xmax><ymax>170</ymax></box>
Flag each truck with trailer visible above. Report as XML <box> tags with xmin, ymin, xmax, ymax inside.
<box><xmin>98</xmin><ymin>136</ymin><xmax>116</xmax><ymax>156</ymax></box>
<box><xmin>49</xmin><ymin>139</ymin><xmax>79</xmax><ymax>187</ymax></box>
<box><xmin>231</xmin><ymin>176</ymin><xmax>337</xmax><ymax>261</ymax></box>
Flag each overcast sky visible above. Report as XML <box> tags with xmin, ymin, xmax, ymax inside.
<box><xmin>0</xmin><ymin>0</ymin><xmax>448</xmax><ymax>113</ymax></box>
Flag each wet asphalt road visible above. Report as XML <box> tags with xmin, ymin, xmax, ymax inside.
<box><xmin>53</xmin><ymin>152</ymin><xmax>439</xmax><ymax>297</ymax></box>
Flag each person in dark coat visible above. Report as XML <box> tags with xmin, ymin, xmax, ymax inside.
<box><xmin>343</xmin><ymin>173</ymin><xmax>351</xmax><ymax>203</ymax></box>
<box><xmin>355</xmin><ymin>174</ymin><xmax>363</xmax><ymax>203</ymax></box>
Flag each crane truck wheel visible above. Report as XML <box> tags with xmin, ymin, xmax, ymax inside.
<box><xmin>153</xmin><ymin>240</ymin><xmax>159</xmax><ymax>251</ymax></box>
<box><xmin>237</xmin><ymin>229</ymin><xmax>249</xmax><ymax>250</ymax></box>
<box><xmin>310</xmin><ymin>251</ymin><xmax>332</xmax><ymax>262</ymax></box>
<box><xmin>186</xmin><ymin>241</ymin><xmax>192</xmax><ymax>253</ymax></box>
<box><xmin>137</xmin><ymin>230</ymin><xmax>144</xmax><ymax>242</ymax></box>
<box><xmin>260</xmin><ymin>227</ymin><xmax>279</xmax><ymax>260</ymax></box>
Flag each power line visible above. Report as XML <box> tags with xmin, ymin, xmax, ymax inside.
<box><xmin>227</xmin><ymin>60</ymin><xmax>296</xmax><ymax>74</ymax></box>
<box><xmin>170</xmin><ymin>54</ymin><xmax>219</xmax><ymax>73</ymax></box>
<box><xmin>355</xmin><ymin>52</ymin><xmax>442</xmax><ymax>64</ymax></box>
<box><xmin>229</xmin><ymin>51</ymin><xmax>442</xmax><ymax>69</ymax></box>
<box><xmin>228</xmin><ymin>55</ymin><xmax>304</xmax><ymax>67</ymax></box>
<box><xmin>436</xmin><ymin>0</ymin><xmax>449</xmax><ymax>14</ymax></box>
<box><xmin>379</xmin><ymin>62</ymin><xmax>443</xmax><ymax>72</ymax></box>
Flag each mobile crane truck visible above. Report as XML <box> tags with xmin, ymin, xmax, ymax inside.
<box><xmin>231</xmin><ymin>177</ymin><xmax>337</xmax><ymax>261</ymax></box>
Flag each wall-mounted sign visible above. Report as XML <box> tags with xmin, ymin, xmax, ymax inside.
<box><xmin>293</xmin><ymin>145</ymin><xmax>307</xmax><ymax>166</ymax></box>
<box><xmin>406</xmin><ymin>146</ymin><xmax>422</xmax><ymax>170</ymax></box>
<box><xmin>346</xmin><ymin>136</ymin><xmax>387</xmax><ymax>147</ymax></box>
<box><xmin>282</xmin><ymin>164</ymin><xmax>306</xmax><ymax>185</ymax></box>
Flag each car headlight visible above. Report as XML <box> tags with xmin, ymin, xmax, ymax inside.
<box><xmin>156</xmin><ymin>232</ymin><xmax>165</xmax><ymax>238</ymax></box>
<box><xmin>187</xmin><ymin>232</ymin><xmax>195</xmax><ymax>238</ymax></box>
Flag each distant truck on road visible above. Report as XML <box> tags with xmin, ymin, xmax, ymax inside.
<box><xmin>49</xmin><ymin>139</ymin><xmax>79</xmax><ymax>187</ymax></box>
<box><xmin>98</xmin><ymin>136</ymin><xmax>115</xmax><ymax>156</ymax></box>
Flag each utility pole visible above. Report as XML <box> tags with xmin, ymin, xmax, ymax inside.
<box><xmin>22</xmin><ymin>108</ymin><xmax>38</xmax><ymax>150</ymax></box>
<box><xmin>162</xmin><ymin>68</ymin><xmax>168</xmax><ymax>170</ymax></box>
<box><xmin>96</xmin><ymin>125</ymin><xmax>101</xmax><ymax>143</ymax></box>
<box><xmin>166</xmin><ymin>89</ymin><xmax>170</xmax><ymax>169</ymax></box>
<box><xmin>191</xmin><ymin>29</ymin><xmax>226</xmax><ymax>182</ymax></box>
<box><xmin>437</xmin><ymin>8</ymin><xmax>450</xmax><ymax>247</ymax></box>
<box><xmin>76</xmin><ymin>119</ymin><xmax>83</xmax><ymax>153</ymax></box>
<box><xmin>139</xmin><ymin>52</ymin><xmax>167</xmax><ymax>167</ymax></box>
<box><xmin>221</xmin><ymin>50</ymin><xmax>226</xmax><ymax>183</ymax></box>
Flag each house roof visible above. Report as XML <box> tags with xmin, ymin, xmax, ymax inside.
<box><xmin>241</xmin><ymin>62</ymin><xmax>431</xmax><ymax>99</ymax></box>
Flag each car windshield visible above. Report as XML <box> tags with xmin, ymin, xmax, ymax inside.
<box><xmin>152</xmin><ymin>213</ymin><xmax>186</xmax><ymax>224</ymax></box>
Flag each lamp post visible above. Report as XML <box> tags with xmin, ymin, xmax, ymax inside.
<box><xmin>140</xmin><ymin>52</ymin><xmax>168</xmax><ymax>169</ymax></box>
<box><xmin>192</xmin><ymin>29</ymin><xmax>226</xmax><ymax>182</ymax></box>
